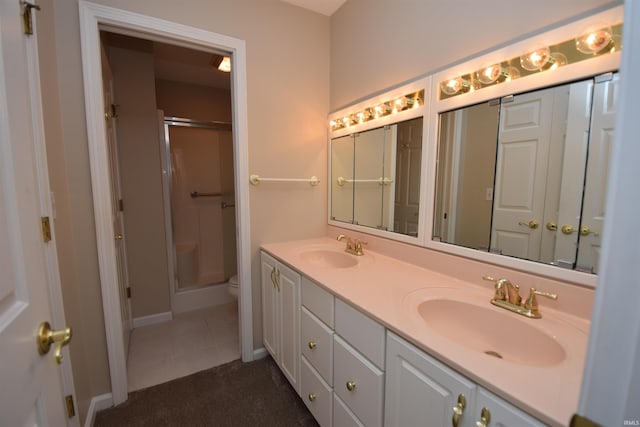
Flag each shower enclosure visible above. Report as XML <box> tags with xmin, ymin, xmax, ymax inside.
<box><xmin>159</xmin><ymin>115</ymin><xmax>237</xmax><ymax>309</ymax></box>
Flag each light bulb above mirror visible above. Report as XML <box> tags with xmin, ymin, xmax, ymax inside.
<box><xmin>576</xmin><ymin>25</ymin><xmax>613</xmax><ymax>54</ymax></box>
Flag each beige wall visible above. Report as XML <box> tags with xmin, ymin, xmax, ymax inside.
<box><xmin>156</xmin><ymin>79</ymin><xmax>232</xmax><ymax>122</ymax></box>
<box><xmin>108</xmin><ymin>45</ymin><xmax>172</xmax><ymax>318</ymax></box>
<box><xmin>38</xmin><ymin>0</ymin><xmax>329</xmax><ymax>422</ymax></box>
<box><xmin>330</xmin><ymin>0</ymin><xmax>621</xmax><ymax>110</ymax></box>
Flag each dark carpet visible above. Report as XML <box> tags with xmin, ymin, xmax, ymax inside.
<box><xmin>94</xmin><ymin>356</ymin><xmax>319</xmax><ymax>427</ymax></box>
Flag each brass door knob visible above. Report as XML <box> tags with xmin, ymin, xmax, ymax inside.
<box><xmin>346</xmin><ymin>381</ymin><xmax>356</xmax><ymax>391</ymax></box>
<box><xmin>580</xmin><ymin>225</ymin><xmax>598</xmax><ymax>236</ymax></box>
<box><xmin>308</xmin><ymin>393</ymin><xmax>316</xmax><ymax>402</ymax></box>
<box><xmin>518</xmin><ymin>220</ymin><xmax>539</xmax><ymax>229</ymax></box>
<box><xmin>37</xmin><ymin>321</ymin><xmax>72</xmax><ymax>364</ymax></box>
<box><xmin>546</xmin><ymin>221</ymin><xmax>557</xmax><ymax>231</ymax></box>
<box><xmin>308</xmin><ymin>341</ymin><xmax>317</xmax><ymax>350</ymax></box>
<box><xmin>561</xmin><ymin>225</ymin><xmax>578</xmax><ymax>234</ymax></box>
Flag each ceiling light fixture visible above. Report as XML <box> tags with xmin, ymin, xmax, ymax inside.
<box><xmin>217</xmin><ymin>56</ymin><xmax>231</xmax><ymax>72</ymax></box>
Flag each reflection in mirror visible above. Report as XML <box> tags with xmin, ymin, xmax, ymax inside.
<box><xmin>330</xmin><ymin>117</ymin><xmax>423</xmax><ymax>237</ymax></box>
<box><xmin>433</xmin><ymin>74</ymin><xmax>618</xmax><ymax>273</ymax></box>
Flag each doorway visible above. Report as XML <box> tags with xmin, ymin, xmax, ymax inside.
<box><xmin>79</xmin><ymin>1</ymin><xmax>252</xmax><ymax>405</ymax></box>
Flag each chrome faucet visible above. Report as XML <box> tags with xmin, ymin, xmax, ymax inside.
<box><xmin>482</xmin><ymin>276</ymin><xmax>557</xmax><ymax>318</ymax></box>
<box><xmin>337</xmin><ymin>234</ymin><xmax>367</xmax><ymax>256</ymax></box>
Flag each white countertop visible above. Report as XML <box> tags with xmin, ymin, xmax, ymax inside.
<box><xmin>262</xmin><ymin>237</ymin><xmax>590</xmax><ymax>427</ymax></box>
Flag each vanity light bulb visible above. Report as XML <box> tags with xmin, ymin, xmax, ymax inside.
<box><xmin>412</xmin><ymin>97</ymin><xmax>420</xmax><ymax>108</ymax></box>
<box><xmin>548</xmin><ymin>52</ymin><xmax>568</xmax><ymax>70</ymax></box>
<box><xmin>329</xmin><ymin>120</ymin><xmax>337</xmax><ymax>128</ymax></box>
<box><xmin>576</xmin><ymin>26</ymin><xmax>613</xmax><ymax>54</ymax></box>
<box><xmin>476</xmin><ymin>64</ymin><xmax>502</xmax><ymax>85</ymax></box>
<box><xmin>520</xmin><ymin>47</ymin><xmax>551</xmax><ymax>71</ymax></box>
<box><xmin>440</xmin><ymin>77</ymin><xmax>468</xmax><ymax>96</ymax></box>
<box><xmin>357</xmin><ymin>112</ymin><xmax>365</xmax><ymax>123</ymax></box>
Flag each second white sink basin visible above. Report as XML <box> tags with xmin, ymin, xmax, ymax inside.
<box><xmin>417</xmin><ymin>298</ymin><xmax>566</xmax><ymax>366</ymax></box>
<box><xmin>299</xmin><ymin>249</ymin><xmax>358</xmax><ymax>269</ymax></box>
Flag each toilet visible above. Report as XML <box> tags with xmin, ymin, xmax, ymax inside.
<box><xmin>228</xmin><ymin>274</ymin><xmax>239</xmax><ymax>298</ymax></box>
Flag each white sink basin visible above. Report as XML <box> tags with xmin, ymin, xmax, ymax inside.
<box><xmin>299</xmin><ymin>249</ymin><xmax>358</xmax><ymax>269</ymax></box>
<box><xmin>417</xmin><ymin>298</ymin><xmax>566</xmax><ymax>366</ymax></box>
<box><xmin>402</xmin><ymin>287</ymin><xmax>587</xmax><ymax>367</ymax></box>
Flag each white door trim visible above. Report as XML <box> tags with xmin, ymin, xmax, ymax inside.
<box><xmin>78</xmin><ymin>1</ymin><xmax>253</xmax><ymax>405</ymax></box>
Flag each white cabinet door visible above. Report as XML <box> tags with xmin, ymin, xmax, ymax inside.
<box><xmin>385</xmin><ymin>332</ymin><xmax>476</xmax><ymax>427</ymax></box>
<box><xmin>260</xmin><ymin>251</ymin><xmax>301</xmax><ymax>394</ymax></box>
<box><xmin>261</xmin><ymin>252</ymin><xmax>278</xmax><ymax>360</ymax></box>
<box><xmin>472</xmin><ymin>388</ymin><xmax>545</xmax><ymax>427</ymax></box>
<box><xmin>277</xmin><ymin>261</ymin><xmax>301</xmax><ymax>393</ymax></box>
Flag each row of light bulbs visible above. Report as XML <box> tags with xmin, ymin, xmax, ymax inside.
<box><xmin>440</xmin><ymin>23</ymin><xmax>621</xmax><ymax>98</ymax></box>
<box><xmin>330</xmin><ymin>90</ymin><xmax>424</xmax><ymax>131</ymax></box>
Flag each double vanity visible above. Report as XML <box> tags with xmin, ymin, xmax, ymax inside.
<box><xmin>261</xmin><ymin>237</ymin><xmax>589</xmax><ymax>426</ymax></box>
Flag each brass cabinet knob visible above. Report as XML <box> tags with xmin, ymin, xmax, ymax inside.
<box><xmin>452</xmin><ymin>393</ymin><xmax>466</xmax><ymax>427</ymax></box>
<box><xmin>37</xmin><ymin>321</ymin><xmax>72</xmax><ymax>365</ymax></box>
<box><xmin>308</xmin><ymin>341</ymin><xmax>317</xmax><ymax>350</ymax></box>
<box><xmin>476</xmin><ymin>407</ymin><xmax>491</xmax><ymax>427</ymax></box>
<box><xmin>518</xmin><ymin>220</ymin><xmax>539</xmax><ymax>229</ymax></box>
<box><xmin>308</xmin><ymin>393</ymin><xmax>316</xmax><ymax>402</ymax></box>
<box><xmin>346</xmin><ymin>381</ymin><xmax>356</xmax><ymax>391</ymax></box>
<box><xmin>114</xmin><ymin>234</ymin><xmax>123</xmax><ymax>240</ymax></box>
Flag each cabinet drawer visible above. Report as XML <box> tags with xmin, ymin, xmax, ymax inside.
<box><xmin>333</xmin><ymin>394</ymin><xmax>364</xmax><ymax>427</ymax></box>
<box><xmin>301</xmin><ymin>307</ymin><xmax>333</xmax><ymax>385</ymax></box>
<box><xmin>301</xmin><ymin>357</ymin><xmax>332</xmax><ymax>427</ymax></box>
<box><xmin>475</xmin><ymin>388</ymin><xmax>545</xmax><ymax>427</ymax></box>
<box><xmin>335</xmin><ymin>298</ymin><xmax>385</xmax><ymax>369</ymax></box>
<box><xmin>333</xmin><ymin>335</ymin><xmax>384</xmax><ymax>427</ymax></box>
<box><xmin>302</xmin><ymin>276</ymin><xmax>334</xmax><ymax>328</ymax></box>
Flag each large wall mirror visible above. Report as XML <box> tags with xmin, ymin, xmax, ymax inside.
<box><xmin>331</xmin><ymin>117</ymin><xmax>424</xmax><ymax>237</ymax></box>
<box><xmin>433</xmin><ymin>73</ymin><xmax>619</xmax><ymax>274</ymax></box>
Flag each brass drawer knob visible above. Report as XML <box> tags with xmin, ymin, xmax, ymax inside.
<box><xmin>476</xmin><ymin>407</ymin><xmax>491</xmax><ymax>427</ymax></box>
<box><xmin>346</xmin><ymin>381</ymin><xmax>356</xmax><ymax>391</ymax></box>
<box><xmin>308</xmin><ymin>393</ymin><xmax>316</xmax><ymax>402</ymax></box>
<box><xmin>308</xmin><ymin>341</ymin><xmax>317</xmax><ymax>350</ymax></box>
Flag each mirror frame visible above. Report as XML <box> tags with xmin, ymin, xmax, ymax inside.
<box><xmin>328</xmin><ymin>76</ymin><xmax>431</xmax><ymax>245</ymax></box>
<box><xmin>424</xmin><ymin>6</ymin><xmax>622</xmax><ymax>287</ymax></box>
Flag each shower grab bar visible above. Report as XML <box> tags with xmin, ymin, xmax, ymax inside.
<box><xmin>190</xmin><ymin>191</ymin><xmax>222</xmax><ymax>198</ymax></box>
<box><xmin>249</xmin><ymin>174</ymin><xmax>320</xmax><ymax>186</ymax></box>
<box><xmin>221</xmin><ymin>202</ymin><xmax>235</xmax><ymax>209</ymax></box>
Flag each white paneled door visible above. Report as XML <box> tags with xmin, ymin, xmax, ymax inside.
<box><xmin>0</xmin><ymin>0</ymin><xmax>67</xmax><ymax>424</ymax></box>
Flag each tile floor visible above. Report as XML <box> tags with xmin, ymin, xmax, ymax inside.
<box><xmin>127</xmin><ymin>301</ymin><xmax>240</xmax><ymax>391</ymax></box>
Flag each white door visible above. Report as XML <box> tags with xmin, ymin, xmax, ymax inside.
<box><xmin>0</xmin><ymin>0</ymin><xmax>67</xmax><ymax>424</ymax></box>
<box><xmin>491</xmin><ymin>89</ymin><xmax>554</xmax><ymax>259</ymax></box>
<box><xmin>576</xmin><ymin>73</ymin><xmax>619</xmax><ymax>273</ymax></box>
<box><xmin>554</xmin><ymin>80</ymin><xmax>593</xmax><ymax>266</ymax></box>
<box><xmin>393</xmin><ymin>118</ymin><xmax>423</xmax><ymax>236</ymax></box>
<box><xmin>101</xmin><ymin>43</ymin><xmax>132</xmax><ymax>356</ymax></box>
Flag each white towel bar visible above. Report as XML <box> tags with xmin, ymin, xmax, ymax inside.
<box><xmin>249</xmin><ymin>174</ymin><xmax>320</xmax><ymax>186</ymax></box>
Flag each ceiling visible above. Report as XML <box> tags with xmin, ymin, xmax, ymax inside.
<box><xmin>280</xmin><ymin>0</ymin><xmax>346</xmax><ymax>16</ymax></box>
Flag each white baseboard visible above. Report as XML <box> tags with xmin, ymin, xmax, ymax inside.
<box><xmin>172</xmin><ymin>283</ymin><xmax>235</xmax><ymax>314</ymax></box>
<box><xmin>253</xmin><ymin>347</ymin><xmax>268</xmax><ymax>360</ymax></box>
<box><xmin>84</xmin><ymin>393</ymin><xmax>113</xmax><ymax>427</ymax></box>
<box><xmin>132</xmin><ymin>311</ymin><xmax>173</xmax><ymax>328</ymax></box>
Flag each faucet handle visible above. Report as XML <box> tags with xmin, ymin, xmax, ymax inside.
<box><xmin>481</xmin><ymin>276</ymin><xmax>507</xmax><ymax>301</ymax></box>
<box><xmin>337</xmin><ymin>234</ymin><xmax>346</xmax><ymax>241</ymax></box>
<box><xmin>524</xmin><ymin>287</ymin><xmax>558</xmax><ymax>312</ymax></box>
<box><xmin>353</xmin><ymin>239</ymin><xmax>367</xmax><ymax>255</ymax></box>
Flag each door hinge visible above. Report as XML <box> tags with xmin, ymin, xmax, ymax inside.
<box><xmin>118</xmin><ymin>199</ymin><xmax>124</xmax><ymax>212</ymax></box>
<box><xmin>41</xmin><ymin>216</ymin><xmax>51</xmax><ymax>242</ymax></box>
<box><xmin>20</xmin><ymin>1</ymin><xmax>40</xmax><ymax>36</ymax></box>
<box><xmin>126</xmin><ymin>287</ymin><xmax>131</xmax><ymax>298</ymax></box>
<box><xmin>64</xmin><ymin>395</ymin><xmax>76</xmax><ymax>418</ymax></box>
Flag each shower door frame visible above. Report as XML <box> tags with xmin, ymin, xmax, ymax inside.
<box><xmin>160</xmin><ymin>116</ymin><xmax>236</xmax><ymax>310</ymax></box>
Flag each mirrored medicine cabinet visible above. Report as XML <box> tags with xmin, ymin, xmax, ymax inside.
<box><xmin>330</xmin><ymin>116</ymin><xmax>423</xmax><ymax>237</ymax></box>
<box><xmin>433</xmin><ymin>73</ymin><xmax>619</xmax><ymax>274</ymax></box>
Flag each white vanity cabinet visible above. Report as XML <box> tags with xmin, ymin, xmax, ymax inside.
<box><xmin>385</xmin><ymin>331</ymin><xmax>545</xmax><ymax>427</ymax></box>
<box><xmin>260</xmin><ymin>251</ymin><xmax>300</xmax><ymax>393</ymax></box>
